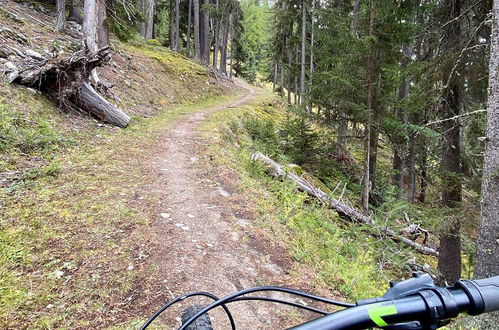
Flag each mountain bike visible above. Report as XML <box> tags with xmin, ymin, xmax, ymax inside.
<box><xmin>140</xmin><ymin>272</ymin><xmax>499</xmax><ymax>329</ymax></box>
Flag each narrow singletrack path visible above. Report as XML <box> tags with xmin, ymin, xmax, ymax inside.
<box><xmin>146</xmin><ymin>81</ymin><xmax>294</xmax><ymax>329</ymax></box>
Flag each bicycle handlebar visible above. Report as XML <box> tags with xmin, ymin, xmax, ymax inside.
<box><xmin>291</xmin><ymin>275</ymin><xmax>499</xmax><ymax>330</ymax></box>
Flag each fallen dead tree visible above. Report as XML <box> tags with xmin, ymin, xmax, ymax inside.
<box><xmin>251</xmin><ymin>152</ymin><xmax>439</xmax><ymax>256</ymax></box>
<box><xmin>8</xmin><ymin>47</ymin><xmax>130</xmax><ymax>128</ymax></box>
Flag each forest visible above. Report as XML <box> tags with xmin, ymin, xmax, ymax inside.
<box><xmin>0</xmin><ymin>0</ymin><xmax>498</xmax><ymax>328</ymax></box>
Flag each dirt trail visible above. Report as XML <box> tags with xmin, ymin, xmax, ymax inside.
<box><xmin>147</xmin><ymin>81</ymin><xmax>294</xmax><ymax>329</ymax></box>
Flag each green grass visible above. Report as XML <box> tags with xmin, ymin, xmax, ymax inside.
<box><xmin>198</xmin><ymin>93</ymin><xmax>392</xmax><ymax>300</ymax></box>
<box><xmin>0</xmin><ymin>87</ymin><xmax>241</xmax><ymax>328</ymax></box>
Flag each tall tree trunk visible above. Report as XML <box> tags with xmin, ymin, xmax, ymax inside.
<box><xmin>338</xmin><ymin>108</ymin><xmax>347</xmax><ymax>149</ymax></box>
<box><xmin>474</xmin><ymin>1</ymin><xmax>499</xmax><ymax>325</ymax></box>
<box><xmin>201</xmin><ymin>0</ymin><xmax>210</xmax><ymax>65</ymax></box>
<box><xmin>213</xmin><ymin>0</ymin><xmax>220</xmax><ymax>69</ymax></box>
<box><xmin>229</xmin><ymin>27</ymin><xmax>233</xmax><ymax>78</ymax></box>
<box><xmin>309</xmin><ymin>0</ymin><xmax>315</xmax><ymax>84</ymax></box>
<box><xmin>169</xmin><ymin>0</ymin><xmax>175</xmax><ymax>50</ymax></box>
<box><xmin>437</xmin><ymin>0</ymin><xmax>462</xmax><ymax>285</ymax></box>
<box><xmin>361</xmin><ymin>3</ymin><xmax>375</xmax><ymax>213</ymax></box>
<box><xmin>273</xmin><ymin>61</ymin><xmax>277</xmax><ymax>92</ymax></box>
<box><xmin>68</xmin><ymin>0</ymin><xmax>83</xmax><ymax>24</ymax></box>
<box><xmin>186</xmin><ymin>0</ymin><xmax>193</xmax><ymax>57</ymax></box>
<box><xmin>83</xmin><ymin>0</ymin><xmax>97</xmax><ymax>51</ymax></box>
<box><xmin>393</xmin><ymin>58</ymin><xmax>410</xmax><ymax>199</ymax></box>
<box><xmin>175</xmin><ymin>0</ymin><xmax>180</xmax><ymax>52</ymax></box>
<box><xmin>287</xmin><ymin>46</ymin><xmax>292</xmax><ymax>105</ymax></box>
<box><xmin>220</xmin><ymin>14</ymin><xmax>230</xmax><ymax>75</ymax></box>
<box><xmin>96</xmin><ymin>0</ymin><xmax>109</xmax><ymax>49</ymax></box>
<box><xmin>141</xmin><ymin>0</ymin><xmax>155</xmax><ymax>40</ymax></box>
<box><xmin>300</xmin><ymin>0</ymin><xmax>306</xmax><ymax>110</ymax></box>
<box><xmin>193</xmin><ymin>0</ymin><xmax>201</xmax><ymax>60</ymax></box>
<box><xmin>56</xmin><ymin>0</ymin><xmax>66</xmax><ymax>31</ymax></box>
<box><xmin>407</xmin><ymin>129</ymin><xmax>417</xmax><ymax>203</ymax></box>
<box><xmin>280</xmin><ymin>59</ymin><xmax>284</xmax><ymax>98</ymax></box>
<box><xmin>419</xmin><ymin>145</ymin><xmax>428</xmax><ymax>203</ymax></box>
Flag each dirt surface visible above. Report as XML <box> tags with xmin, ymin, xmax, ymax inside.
<box><xmin>146</xmin><ymin>81</ymin><xmax>299</xmax><ymax>329</ymax></box>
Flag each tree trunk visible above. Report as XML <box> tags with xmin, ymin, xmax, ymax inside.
<box><xmin>287</xmin><ymin>46</ymin><xmax>292</xmax><ymax>105</ymax></box>
<box><xmin>68</xmin><ymin>0</ymin><xmax>83</xmax><ymax>24</ymax></box>
<box><xmin>437</xmin><ymin>0</ymin><xmax>463</xmax><ymax>286</ymax></box>
<box><xmin>213</xmin><ymin>19</ymin><xmax>220</xmax><ymax>69</ymax></box>
<box><xmin>273</xmin><ymin>62</ymin><xmax>277</xmax><ymax>91</ymax></box>
<box><xmin>83</xmin><ymin>0</ymin><xmax>97</xmax><ymax>51</ymax></box>
<box><xmin>309</xmin><ymin>0</ymin><xmax>315</xmax><ymax>84</ymax></box>
<box><xmin>141</xmin><ymin>0</ymin><xmax>155</xmax><ymax>40</ymax></box>
<box><xmin>201</xmin><ymin>0</ymin><xmax>210</xmax><ymax>65</ymax></box>
<box><xmin>96</xmin><ymin>0</ymin><xmax>109</xmax><ymax>49</ymax></box>
<box><xmin>169</xmin><ymin>0</ymin><xmax>175</xmax><ymax>50</ymax></box>
<box><xmin>393</xmin><ymin>62</ymin><xmax>410</xmax><ymax>199</ymax></box>
<box><xmin>175</xmin><ymin>0</ymin><xmax>180</xmax><ymax>52</ymax></box>
<box><xmin>338</xmin><ymin>109</ymin><xmax>347</xmax><ymax>149</ymax></box>
<box><xmin>361</xmin><ymin>3</ymin><xmax>375</xmax><ymax>214</ymax></box>
<box><xmin>56</xmin><ymin>0</ymin><xmax>66</xmax><ymax>31</ymax></box>
<box><xmin>186</xmin><ymin>0</ymin><xmax>193</xmax><ymax>57</ymax></box>
<box><xmin>407</xmin><ymin>129</ymin><xmax>417</xmax><ymax>203</ymax></box>
<box><xmin>229</xmin><ymin>28</ymin><xmax>233</xmax><ymax>78</ymax></box>
<box><xmin>369</xmin><ymin>125</ymin><xmax>379</xmax><ymax>195</ymax></box>
<box><xmin>474</xmin><ymin>1</ymin><xmax>499</xmax><ymax>325</ymax></box>
<box><xmin>193</xmin><ymin>0</ymin><xmax>201</xmax><ymax>61</ymax></box>
<box><xmin>476</xmin><ymin>0</ymin><xmax>499</xmax><ymax>281</ymax></box>
<box><xmin>220</xmin><ymin>14</ymin><xmax>230</xmax><ymax>75</ymax></box>
<box><xmin>80</xmin><ymin>81</ymin><xmax>130</xmax><ymax>127</ymax></box>
<box><xmin>300</xmin><ymin>0</ymin><xmax>306</xmax><ymax>110</ymax></box>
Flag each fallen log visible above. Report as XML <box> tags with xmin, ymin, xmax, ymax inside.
<box><xmin>9</xmin><ymin>47</ymin><xmax>130</xmax><ymax>128</ymax></box>
<box><xmin>251</xmin><ymin>152</ymin><xmax>439</xmax><ymax>256</ymax></box>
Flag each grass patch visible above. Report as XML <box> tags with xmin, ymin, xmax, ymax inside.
<box><xmin>0</xmin><ymin>90</ymin><xmax>241</xmax><ymax>328</ymax></box>
<box><xmin>198</xmin><ymin>92</ymin><xmax>395</xmax><ymax>300</ymax></box>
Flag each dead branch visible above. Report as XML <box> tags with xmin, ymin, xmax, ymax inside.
<box><xmin>251</xmin><ymin>152</ymin><xmax>439</xmax><ymax>256</ymax></box>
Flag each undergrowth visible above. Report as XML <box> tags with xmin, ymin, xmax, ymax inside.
<box><xmin>198</xmin><ymin>94</ymin><xmax>423</xmax><ymax>300</ymax></box>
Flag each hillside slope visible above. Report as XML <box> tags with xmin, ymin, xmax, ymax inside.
<box><xmin>1</xmin><ymin>1</ymin><xmax>239</xmax><ymax>328</ymax></box>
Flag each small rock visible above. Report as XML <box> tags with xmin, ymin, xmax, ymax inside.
<box><xmin>127</xmin><ymin>264</ymin><xmax>134</xmax><ymax>271</ymax></box>
<box><xmin>207</xmin><ymin>243</ymin><xmax>214</xmax><ymax>247</ymax></box>
<box><xmin>53</xmin><ymin>270</ymin><xmax>65</xmax><ymax>279</ymax></box>
<box><xmin>25</xmin><ymin>49</ymin><xmax>45</xmax><ymax>60</ymax></box>
<box><xmin>187</xmin><ymin>214</ymin><xmax>195</xmax><ymax>218</ymax></box>
<box><xmin>160</xmin><ymin>213</ymin><xmax>171</xmax><ymax>219</ymax></box>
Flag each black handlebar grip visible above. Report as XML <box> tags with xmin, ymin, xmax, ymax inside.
<box><xmin>470</xmin><ymin>276</ymin><xmax>499</xmax><ymax>313</ymax></box>
<box><xmin>456</xmin><ymin>276</ymin><xmax>499</xmax><ymax>315</ymax></box>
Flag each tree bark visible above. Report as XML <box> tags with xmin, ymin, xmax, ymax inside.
<box><xmin>474</xmin><ymin>1</ymin><xmax>499</xmax><ymax>325</ymax></box>
<box><xmin>175</xmin><ymin>0</ymin><xmax>180</xmax><ymax>52</ymax></box>
<box><xmin>56</xmin><ymin>0</ymin><xmax>66</xmax><ymax>31</ymax></box>
<box><xmin>140</xmin><ymin>0</ymin><xmax>155</xmax><ymax>40</ymax></box>
<box><xmin>361</xmin><ymin>3</ymin><xmax>375</xmax><ymax>214</ymax></box>
<box><xmin>212</xmin><ymin>0</ymin><xmax>220</xmax><ymax>69</ymax></box>
<box><xmin>68</xmin><ymin>0</ymin><xmax>83</xmax><ymax>24</ymax></box>
<box><xmin>96</xmin><ymin>0</ymin><xmax>109</xmax><ymax>49</ymax></box>
<box><xmin>300</xmin><ymin>0</ymin><xmax>306</xmax><ymax>110</ymax></box>
<box><xmin>437</xmin><ymin>0</ymin><xmax>462</xmax><ymax>285</ymax></box>
<box><xmin>186</xmin><ymin>0</ymin><xmax>193</xmax><ymax>57</ymax></box>
<box><xmin>193</xmin><ymin>0</ymin><xmax>201</xmax><ymax>61</ymax></box>
<box><xmin>220</xmin><ymin>14</ymin><xmax>230</xmax><ymax>75</ymax></box>
<box><xmin>200</xmin><ymin>0</ymin><xmax>210</xmax><ymax>65</ymax></box>
<box><xmin>83</xmin><ymin>0</ymin><xmax>97</xmax><ymax>51</ymax></box>
<box><xmin>476</xmin><ymin>0</ymin><xmax>499</xmax><ymax>281</ymax></box>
